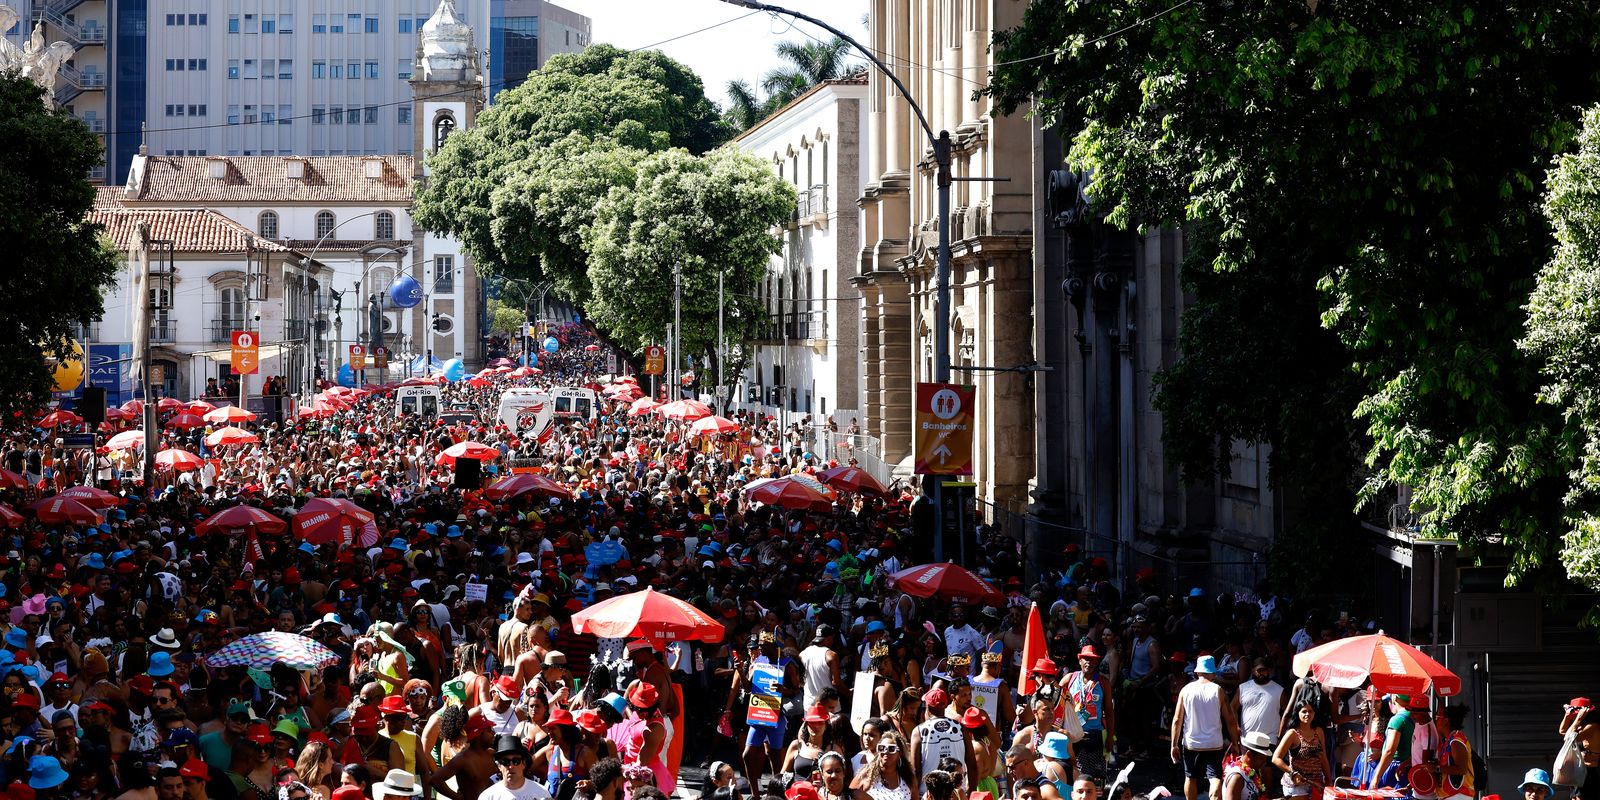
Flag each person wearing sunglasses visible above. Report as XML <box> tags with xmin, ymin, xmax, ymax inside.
<box><xmin>852</xmin><ymin>729</ymin><xmax>915</xmax><ymax>800</ymax></box>
<box><xmin>484</xmin><ymin>734</ymin><xmax>550</xmax><ymax>800</ymax></box>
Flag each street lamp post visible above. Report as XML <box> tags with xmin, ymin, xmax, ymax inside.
<box><xmin>719</xmin><ymin>0</ymin><xmax>955</xmax><ymax>558</ymax></box>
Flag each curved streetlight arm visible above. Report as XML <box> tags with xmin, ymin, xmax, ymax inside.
<box><xmin>720</xmin><ymin>0</ymin><xmax>938</xmax><ymax>151</ymax></box>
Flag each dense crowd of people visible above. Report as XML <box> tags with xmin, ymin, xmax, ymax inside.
<box><xmin>0</xmin><ymin>322</ymin><xmax>1590</xmax><ymax>800</ymax></box>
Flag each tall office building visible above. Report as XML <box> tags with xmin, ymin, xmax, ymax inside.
<box><xmin>3</xmin><ymin>0</ymin><xmax>589</xmax><ymax>183</ymax></box>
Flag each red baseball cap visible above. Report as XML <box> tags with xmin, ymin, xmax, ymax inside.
<box><xmin>180</xmin><ymin>759</ymin><xmax>209</xmax><ymax>780</ymax></box>
<box><xmin>351</xmin><ymin>705</ymin><xmax>380</xmax><ymax>733</ymax></box>
<box><xmin>464</xmin><ymin>713</ymin><xmax>495</xmax><ymax>738</ymax></box>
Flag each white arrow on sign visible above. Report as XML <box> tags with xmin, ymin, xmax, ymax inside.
<box><xmin>933</xmin><ymin>444</ymin><xmax>952</xmax><ymax>463</ymax></box>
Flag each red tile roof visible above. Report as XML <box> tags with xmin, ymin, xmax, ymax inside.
<box><xmin>125</xmin><ymin>155</ymin><xmax>415</xmax><ymax>204</ymax></box>
<box><xmin>90</xmin><ymin>208</ymin><xmax>298</xmax><ymax>253</ymax></box>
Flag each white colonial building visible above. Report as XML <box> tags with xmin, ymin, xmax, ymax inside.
<box><xmin>97</xmin><ymin>0</ymin><xmax>488</xmax><ymax>395</ymax></box>
<box><xmin>732</xmin><ymin>77</ymin><xmax>868</xmax><ymax>433</ymax></box>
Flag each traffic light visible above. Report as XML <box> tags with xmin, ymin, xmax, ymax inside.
<box><xmin>431</xmin><ymin>313</ymin><xmax>446</xmax><ymax>333</ymax></box>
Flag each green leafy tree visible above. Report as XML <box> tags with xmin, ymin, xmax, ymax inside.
<box><xmin>0</xmin><ymin>75</ymin><xmax>119</xmax><ymax>422</ymax></box>
<box><xmin>583</xmin><ymin>147</ymin><xmax>795</xmax><ymax>392</ymax></box>
<box><xmin>724</xmin><ymin>79</ymin><xmax>765</xmax><ymax>134</ymax></box>
<box><xmin>723</xmin><ymin>37</ymin><xmax>864</xmax><ymax>134</ymax></box>
<box><xmin>989</xmin><ymin>1</ymin><xmax>1600</xmax><ymax>592</ymax></box>
<box><xmin>1524</xmin><ymin>106</ymin><xmax>1600</xmax><ymax>594</ymax></box>
<box><xmin>486</xmin><ymin>298</ymin><xmax>526</xmax><ymax>336</ymax></box>
<box><xmin>414</xmin><ymin>45</ymin><xmax>725</xmax><ymax>309</ymax></box>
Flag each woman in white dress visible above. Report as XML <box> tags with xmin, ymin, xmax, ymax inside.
<box><xmin>852</xmin><ymin>729</ymin><xmax>915</xmax><ymax>800</ymax></box>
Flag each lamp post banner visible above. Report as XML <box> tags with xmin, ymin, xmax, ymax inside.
<box><xmin>914</xmin><ymin>382</ymin><xmax>974</xmax><ymax>476</ymax></box>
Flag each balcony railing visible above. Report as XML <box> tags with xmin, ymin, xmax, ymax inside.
<box><xmin>209</xmin><ymin>320</ymin><xmax>245</xmax><ymax>344</ymax></box>
<box><xmin>81</xmin><ymin>118</ymin><xmax>105</xmax><ymax>133</ymax></box>
<box><xmin>150</xmin><ymin>323</ymin><xmax>175</xmax><ymax>343</ymax></box>
<box><xmin>756</xmin><ymin>309</ymin><xmax>825</xmax><ymax>341</ymax></box>
<box><xmin>285</xmin><ymin>319</ymin><xmax>310</xmax><ymax>342</ymax></box>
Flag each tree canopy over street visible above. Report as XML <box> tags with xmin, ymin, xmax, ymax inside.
<box><xmin>989</xmin><ymin>1</ymin><xmax>1600</xmax><ymax>597</ymax></box>
<box><xmin>0</xmin><ymin>75</ymin><xmax>119</xmax><ymax>423</ymax></box>
<box><xmin>414</xmin><ymin>45</ymin><xmax>795</xmax><ymax>384</ymax></box>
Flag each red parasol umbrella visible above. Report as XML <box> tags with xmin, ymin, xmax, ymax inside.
<box><xmin>154</xmin><ymin>448</ymin><xmax>206</xmax><ymax>472</ymax></box>
<box><xmin>570</xmin><ymin>587</ymin><xmax>726</xmax><ymax>645</ymax></box>
<box><xmin>0</xmin><ymin>505</ymin><xmax>22</xmax><ymax>529</ymax></box>
<box><xmin>816</xmin><ymin>465</ymin><xmax>888</xmax><ymax>497</ymax></box>
<box><xmin>205</xmin><ymin>426</ymin><xmax>260</xmax><ymax>447</ymax></box>
<box><xmin>434</xmin><ymin>441</ymin><xmax>500</xmax><ymax>467</ymax></box>
<box><xmin>465</xmin><ymin>377</ymin><xmax>493</xmax><ymax>388</ymax></box>
<box><xmin>102</xmin><ymin>407</ymin><xmax>133</xmax><ymax>422</ymax></box>
<box><xmin>889</xmin><ymin>562</ymin><xmax>1005</xmax><ymax>605</ymax></box>
<box><xmin>196</xmin><ymin>505</ymin><xmax>287</xmax><ymax>536</ymax></box>
<box><xmin>615</xmin><ymin>375</ymin><xmax>638</xmax><ymax>384</ymax></box>
<box><xmin>688</xmin><ymin>415</ymin><xmax>739</xmax><ymax>436</ymax></box>
<box><xmin>489</xmin><ymin>358</ymin><xmax>515</xmax><ymax>368</ymax></box>
<box><xmin>585</xmin><ymin>344</ymin><xmax>600</xmax><ymax>352</ymax></box>
<box><xmin>203</xmin><ymin>406</ymin><xmax>257</xmax><ymax>424</ymax></box>
<box><xmin>165</xmin><ymin>413</ymin><xmax>205</xmax><ymax>430</ymax></box>
<box><xmin>484</xmin><ymin>473</ymin><xmax>572</xmax><ymax>502</ymax></box>
<box><xmin>27</xmin><ymin>496</ymin><xmax>100</xmax><ymax>526</ymax></box>
<box><xmin>655</xmin><ymin>399</ymin><xmax>712</xmax><ymax>421</ymax></box>
<box><xmin>56</xmin><ymin>486</ymin><xmax>122</xmax><ymax>509</ymax></box>
<box><xmin>628</xmin><ymin>397</ymin><xmax>659</xmax><ymax>416</ymax></box>
<box><xmin>156</xmin><ymin>397</ymin><xmax>184</xmax><ymax>412</ymax></box>
<box><xmin>292</xmin><ymin>498</ymin><xmax>377</xmax><ymax>546</ymax></box>
<box><xmin>1017</xmin><ymin>602</ymin><xmax>1050</xmax><ymax>695</ymax></box>
<box><xmin>37</xmin><ymin>410</ymin><xmax>82</xmax><ymax>429</ymax></box>
<box><xmin>185</xmin><ymin>400</ymin><xmax>217</xmax><ymax>414</ymax></box>
<box><xmin>298</xmin><ymin>403</ymin><xmax>334</xmax><ymax>420</ymax></box>
<box><xmin>1291</xmin><ymin>632</ymin><xmax>1461</xmax><ymax>697</ymax></box>
<box><xmin>510</xmin><ymin>366</ymin><xmax>535</xmax><ymax>378</ymax></box>
<box><xmin>744</xmin><ymin>475</ymin><xmax>835</xmax><ymax>513</ymax></box>
<box><xmin>120</xmin><ymin>400</ymin><xmax>144</xmax><ymax>415</ymax></box>
<box><xmin>105</xmin><ymin>430</ymin><xmax>145</xmax><ymax>451</ymax></box>
<box><xmin>0</xmin><ymin>470</ymin><xmax>27</xmax><ymax>491</ymax></box>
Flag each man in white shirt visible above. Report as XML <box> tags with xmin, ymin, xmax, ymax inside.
<box><xmin>943</xmin><ymin>604</ymin><xmax>985</xmax><ymax>663</ymax></box>
<box><xmin>1172</xmin><ymin>656</ymin><xmax>1239</xmax><ymax>800</ymax></box>
<box><xmin>1233</xmin><ymin>658</ymin><xmax>1285</xmax><ymax>743</ymax></box>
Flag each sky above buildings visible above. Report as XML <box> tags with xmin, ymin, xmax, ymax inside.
<box><xmin>554</xmin><ymin>0</ymin><xmax>869</xmax><ymax>110</ymax></box>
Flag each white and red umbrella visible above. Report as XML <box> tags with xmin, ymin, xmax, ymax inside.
<box><xmin>293</xmin><ymin>498</ymin><xmax>377</xmax><ymax>547</ymax></box>
<box><xmin>744</xmin><ymin>475</ymin><xmax>835</xmax><ymax>513</ymax></box>
<box><xmin>570</xmin><ymin>587</ymin><xmax>726</xmax><ymax>645</ymax></box>
<box><xmin>185</xmin><ymin>400</ymin><xmax>217</xmax><ymax>414</ymax></box>
<box><xmin>165</xmin><ymin>413</ymin><xmax>205</xmax><ymax>430</ymax></box>
<box><xmin>0</xmin><ymin>505</ymin><xmax>23</xmax><ymax>529</ymax></box>
<box><xmin>628</xmin><ymin>397</ymin><xmax>660</xmax><ymax>416</ymax></box>
<box><xmin>434</xmin><ymin>441</ymin><xmax>501</xmax><ymax>468</ymax></box>
<box><xmin>105</xmin><ymin>430</ymin><xmax>145</xmax><ymax>451</ymax></box>
<box><xmin>655</xmin><ymin>399</ymin><xmax>712</xmax><ymax>421</ymax></box>
<box><xmin>156</xmin><ymin>397</ymin><xmax>184</xmax><ymax>412</ymax></box>
<box><xmin>205</xmin><ymin>426</ymin><xmax>260</xmax><ymax>447</ymax></box>
<box><xmin>688</xmin><ymin>415</ymin><xmax>739</xmax><ymax>436</ymax></box>
<box><xmin>203</xmin><ymin>406</ymin><xmax>257</xmax><ymax>424</ymax></box>
<box><xmin>57</xmin><ymin>486</ymin><xmax>122</xmax><ymax>509</ymax></box>
<box><xmin>484</xmin><ymin>474</ymin><xmax>572</xmax><ymax>502</ymax></box>
<box><xmin>37</xmin><ymin>410</ymin><xmax>82</xmax><ymax>429</ymax></box>
<box><xmin>154</xmin><ymin>448</ymin><xmax>206</xmax><ymax>472</ymax></box>
<box><xmin>1292</xmin><ymin>633</ymin><xmax>1461</xmax><ymax>697</ymax></box>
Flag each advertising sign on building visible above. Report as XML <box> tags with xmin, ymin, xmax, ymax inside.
<box><xmin>914</xmin><ymin>382</ymin><xmax>975</xmax><ymax>475</ymax></box>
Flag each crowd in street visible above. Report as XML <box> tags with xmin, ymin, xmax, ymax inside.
<box><xmin>0</xmin><ymin>322</ymin><xmax>1593</xmax><ymax>800</ymax></box>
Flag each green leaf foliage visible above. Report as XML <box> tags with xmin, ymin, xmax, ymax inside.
<box><xmin>989</xmin><ymin>1</ymin><xmax>1600</xmax><ymax>591</ymax></box>
<box><xmin>0</xmin><ymin>75</ymin><xmax>120</xmax><ymax>423</ymax></box>
<box><xmin>413</xmin><ymin>45</ymin><xmax>726</xmax><ymax>310</ymax></box>
<box><xmin>583</xmin><ymin>147</ymin><xmax>796</xmax><ymax>375</ymax></box>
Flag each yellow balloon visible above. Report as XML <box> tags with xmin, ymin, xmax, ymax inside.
<box><xmin>51</xmin><ymin>340</ymin><xmax>85</xmax><ymax>393</ymax></box>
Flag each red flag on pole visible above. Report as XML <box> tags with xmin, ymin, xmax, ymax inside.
<box><xmin>1018</xmin><ymin>602</ymin><xmax>1049</xmax><ymax>696</ymax></box>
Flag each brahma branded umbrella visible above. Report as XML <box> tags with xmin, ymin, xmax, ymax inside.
<box><xmin>571</xmin><ymin>587</ymin><xmax>726</xmax><ymax>645</ymax></box>
<box><xmin>0</xmin><ymin>505</ymin><xmax>22</xmax><ymax>529</ymax></box>
<box><xmin>105</xmin><ymin>430</ymin><xmax>145</xmax><ymax>451</ymax></box>
<box><xmin>28</xmin><ymin>497</ymin><xmax>100</xmax><ymax>527</ymax></box>
<box><xmin>196</xmin><ymin>505</ymin><xmax>287</xmax><ymax>536</ymax></box>
<box><xmin>744</xmin><ymin>475</ymin><xmax>835</xmax><ymax>513</ymax></box>
<box><xmin>165</xmin><ymin>413</ymin><xmax>205</xmax><ymax>430</ymax></box>
<box><xmin>56</xmin><ymin>486</ymin><xmax>122</xmax><ymax>509</ymax></box>
<box><xmin>654</xmin><ymin>399</ymin><xmax>712</xmax><ymax>421</ymax></box>
<box><xmin>889</xmin><ymin>562</ymin><xmax>1004</xmax><ymax>605</ymax></box>
<box><xmin>688</xmin><ymin>416</ymin><xmax>739</xmax><ymax>436</ymax></box>
<box><xmin>292</xmin><ymin>498</ymin><xmax>377</xmax><ymax>547</ymax></box>
<box><xmin>627</xmin><ymin>397</ymin><xmax>660</xmax><ymax>416</ymax></box>
<box><xmin>37</xmin><ymin>410</ymin><xmax>82</xmax><ymax>429</ymax></box>
<box><xmin>484</xmin><ymin>474</ymin><xmax>572</xmax><ymax>502</ymax></box>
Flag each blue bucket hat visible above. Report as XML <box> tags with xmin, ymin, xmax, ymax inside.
<box><xmin>1195</xmin><ymin>655</ymin><xmax>1219</xmax><ymax>675</ymax></box>
<box><xmin>866</xmin><ymin>621</ymin><xmax>887</xmax><ymax>634</ymax></box>
<box><xmin>28</xmin><ymin>754</ymin><xmax>70</xmax><ymax>789</ymax></box>
<box><xmin>5</xmin><ymin>735</ymin><xmax>31</xmax><ymax>755</ymax></box>
<box><xmin>1039</xmin><ymin>731</ymin><xmax>1073</xmax><ymax>761</ymax></box>
<box><xmin>82</xmin><ymin>553</ymin><xmax>106</xmax><ymax>570</ymax></box>
<box><xmin>147</xmin><ymin>651</ymin><xmax>175</xmax><ymax>678</ymax></box>
<box><xmin>4</xmin><ymin>628</ymin><xmax>29</xmax><ymax>649</ymax></box>
<box><xmin>297</xmin><ymin>542</ymin><xmax>317</xmax><ymax>555</ymax></box>
<box><xmin>388</xmin><ymin>538</ymin><xmax>408</xmax><ymax>552</ymax></box>
<box><xmin>110</xmin><ymin>509</ymin><xmax>126</xmax><ymax>521</ymax></box>
<box><xmin>600</xmin><ymin>692</ymin><xmax>627</xmax><ymax>717</ymax></box>
<box><xmin>447</xmin><ymin>525</ymin><xmax>463</xmax><ymax>538</ymax></box>
<box><xmin>1519</xmin><ymin>769</ymin><xmax>1555</xmax><ymax>794</ymax></box>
